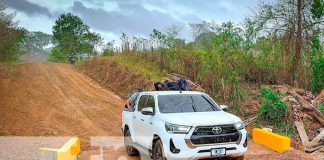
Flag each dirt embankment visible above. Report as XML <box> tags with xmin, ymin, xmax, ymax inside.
<box><xmin>78</xmin><ymin>57</ymin><xmax>154</xmax><ymax>98</ymax></box>
<box><xmin>0</xmin><ymin>63</ymin><xmax>124</xmax><ymax>150</ymax></box>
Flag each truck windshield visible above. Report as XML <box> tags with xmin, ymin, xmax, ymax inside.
<box><xmin>158</xmin><ymin>94</ymin><xmax>220</xmax><ymax>113</ymax></box>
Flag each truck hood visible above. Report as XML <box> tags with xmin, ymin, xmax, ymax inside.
<box><xmin>159</xmin><ymin>111</ymin><xmax>241</xmax><ymax>126</ymax></box>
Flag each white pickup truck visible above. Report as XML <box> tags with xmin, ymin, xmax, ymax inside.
<box><xmin>122</xmin><ymin>91</ymin><xmax>247</xmax><ymax>160</ymax></box>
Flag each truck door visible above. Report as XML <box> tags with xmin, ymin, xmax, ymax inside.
<box><xmin>134</xmin><ymin>95</ymin><xmax>148</xmax><ymax>144</ymax></box>
<box><xmin>137</xmin><ymin>95</ymin><xmax>156</xmax><ymax>148</ymax></box>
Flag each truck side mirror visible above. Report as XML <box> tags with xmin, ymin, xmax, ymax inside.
<box><xmin>220</xmin><ymin>105</ymin><xmax>228</xmax><ymax>111</ymax></box>
<box><xmin>142</xmin><ymin>107</ymin><xmax>154</xmax><ymax>115</ymax></box>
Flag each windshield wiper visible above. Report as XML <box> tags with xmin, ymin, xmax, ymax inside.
<box><xmin>190</xmin><ymin>96</ymin><xmax>197</xmax><ymax>112</ymax></box>
<box><xmin>201</xmin><ymin>95</ymin><xmax>218</xmax><ymax>111</ymax></box>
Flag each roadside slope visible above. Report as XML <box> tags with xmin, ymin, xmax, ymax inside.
<box><xmin>0</xmin><ymin>63</ymin><xmax>124</xmax><ymax>149</ymax></box>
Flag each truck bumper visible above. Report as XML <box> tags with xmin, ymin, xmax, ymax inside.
<box><xmin>161</xmin><ymin>129</ymin><xmax>248</xmax><ymax>160</ymax></box>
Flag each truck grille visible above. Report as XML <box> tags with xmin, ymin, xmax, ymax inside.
<box><xmin>190</xmin><ymin>125</ymin><xmax>240</xmax><ymax>145</ymax></box>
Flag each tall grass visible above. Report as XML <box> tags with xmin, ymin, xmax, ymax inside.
<box><xmin>105</xmin><ymin>54</ymin><xmax>167</xmax><ymax>82</ymax></box>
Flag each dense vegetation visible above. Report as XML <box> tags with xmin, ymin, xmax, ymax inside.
<box><xmin>50</xmin><ymin>13</ymin><xmax>102</xmax><ymax>64</ymax></box>
<box><xmin>98</xmin><ymin>1</ymin><xmax>323</xmax><ymax>96</ymax></box>
<box><xmin>0</xmin><ymin>2</ymin><xmax>53</xmax><ymax>65</ymax></box>
<box><xmin>0</xmin><ymin>2</ymin><xmax>25</xmax><ymax>63</ymax></box>
<box><xmin>94</xmin><ymin>0</ymin><xmax>323</xmax><ymax>134</ymax></box>
<box><xmin>22</xmin><ymin>31</ymin><xmax>52</xmax><ymax>55</ymax></box>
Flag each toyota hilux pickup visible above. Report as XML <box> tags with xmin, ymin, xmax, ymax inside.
<box><xmin>122</xmin><ymin>91</ymin><xmax>247</xmax><ymax>160</ymax></box>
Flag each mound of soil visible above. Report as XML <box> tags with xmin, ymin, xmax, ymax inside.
<box><xmin>78</xmin><ymin>57</ymin><xmax>154</xmax><ymax>98</ymax></box>
<box><xmin>0</xmin><ymin>63</ymin><xmax>125</xmax><ymax>150</ymax></box>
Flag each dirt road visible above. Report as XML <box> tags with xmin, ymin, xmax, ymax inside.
<box><xmin>0</xmin><ymin>63</ymin><xmax>318</xmax><ymax>159</ymax></box>
<box><xmin>0</xmin><ymin>63</ymin><xmax>124</xmax><ymax>148</ymax></box>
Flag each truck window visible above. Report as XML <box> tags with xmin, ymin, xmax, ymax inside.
<box><xmin>129</xmin><ymin>92</ymin><xmax>139</xmax><ymax>111</ymax></box>
<box><xmin>158</xmin><ymin>94</ymin><xmax>220</xmax><ymax>113</ymax></box>
<box><xmin>138</xmin><ymin>95</ymin><xmax>148</xmax><ymax>111</ymax></box>
<box><xmin>144</xmin><ymin>95</ymin><xmax>155</xmax><ymax>112</ymax></box>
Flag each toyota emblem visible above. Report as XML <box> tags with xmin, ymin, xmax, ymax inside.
<box><xmin>212</xmin><ymin>127</ymin><xmax>222</xmax><ymax>134</ymax></box>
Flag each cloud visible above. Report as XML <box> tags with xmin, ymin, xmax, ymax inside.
<box><xmin>5</xmin><ymin>0</ymin><xmax>273</xmax><ymax>43</ymax></box>
<box><xmin>72</xmin><ymin>1</ymin><xmax>183</xmax><ymax>36</ymax></box>
<box><xmin>82</xmin><ymin>0</ymin><xmax>104</xmax><ymax>6</ymax></box>
<box><xmin>144</xmin><ymin>0</ymin><xmax>276</xmax><ymax>23</ymax></box>
<box><xmin>3</xmin><ymin>0</ymin><xmax>53</xmax><ymax>18</ymax></box>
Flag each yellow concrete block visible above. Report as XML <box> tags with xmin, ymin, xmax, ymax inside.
<box><xmin>253</xmin><ymin>128</ymin><xmax>290</xmax><ymax>152</ymax></box>
<box><xmin>39</xmin><ymin>138</ymin><xmax>80</xmax><ymax>160</ymax></box>
<box><xmin>39</xmin><ymin>148</ymin><xmax>59</xmax><ymax>160</ymax></box>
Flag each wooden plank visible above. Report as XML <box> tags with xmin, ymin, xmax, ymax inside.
<box><xmin>308</xmin><ymin>129</ymin><xmax>324</xmax><ymax>148</ymax></box>
<box><xmin>290</xmin><ymin>91</ymin><xmax>324</xmax><ymax>126</ymax></box>
<box><xmin>294</xmin><ymin>121</ymin><xmax>310</xmax><ymax>148</ymax></box>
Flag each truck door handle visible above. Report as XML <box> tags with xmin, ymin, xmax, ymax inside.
<box><xmin>133</xmin><ymin>116</ymin><xmax>136</xmax><ymax>118</ymax></box>
<box><xmin>141</xmin><ymin>119</ymin><xmax>144</xmax><ymax>121</ymax></box>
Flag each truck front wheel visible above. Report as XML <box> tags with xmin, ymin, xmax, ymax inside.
<box><xmin>124</xmin><ymin>129</ymin><xmax>138</xmax><ymax>156</ymax></box>
<box><xmin>153</xmin><ymin>139</ymin><xmax>166</xmax><ymax>160</ymax></box>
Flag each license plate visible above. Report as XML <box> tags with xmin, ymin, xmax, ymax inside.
<box><xmin>211</xmin><ymin>148</ymin><xmax>226</xmax><ymax>156</ymax></box>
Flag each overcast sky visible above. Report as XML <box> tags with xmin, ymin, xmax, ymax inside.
<box><xmin>4</xmin><ymin>0</ymin><xmax>274</xmax><ymax>43</ymax></box>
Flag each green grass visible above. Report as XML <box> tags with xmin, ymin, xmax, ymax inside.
<box><xmin>320</xmin><ymin>102</ymin><xmax>324</xmax><ymax>112</ymax></box>
<box><xmin>254</xmin><ymin>87</ymin><xmax>296</xmax><ymax>137</ymax></box>
<box><xmin>0</xmin><ymin>61</ymin><xmax>20</xmax><ymax>71</ymax></box>
<box><xmin>105</xmin><ymin>54</ymin><xmax>167</xmax><ymax>82</ymax></box>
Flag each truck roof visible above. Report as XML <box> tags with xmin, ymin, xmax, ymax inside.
<box><xmin>139</xmin><ymin>91</ymin><xmax>204</xmax><ymax>96</ymax></box>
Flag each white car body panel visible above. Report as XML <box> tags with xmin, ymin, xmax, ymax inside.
<box><xmin>159</xmin><ymin>112</ymin><xmax>241</xmax><ymax>126</ymax></box>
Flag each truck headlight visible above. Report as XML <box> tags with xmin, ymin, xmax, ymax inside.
<box><xmin>234</xmin><ymin>121</ymin><xmax>245</xmax><ymax>130</ymax></box>
<box><xmin>165</xmin><ymin>123</ymin><xmax>191</xmax><ymax>134</ymax></box>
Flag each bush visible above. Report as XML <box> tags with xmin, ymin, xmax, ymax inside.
<box><xmin>101</xmin><ymin>48</ymin><xmax>114</xmax><ymax>57</ymax></box>
<box><xmin>311</xmin><ymin>57</ymin><xmax>324</xmax><ymax>93</ymax></box>
<box><xmin>47</xmin><ymin>47</ymin><xmax>67</xmax><ymax>63</ymax></box>
<box><xmin>256</xmin><ymin>88</ymin><xmax>294</xmax><ymax>136</ymax></box>
<box><xmin>258</xmin><ymin>88</ymin><xmax>287</xmax><ymax>123</ymax></box>
<box><xmin>0</xmin><ymin>3</ymin><xmax>26</xmax><ymax>62</ymax></box>
<box><xmin>320</xmin><ymin>102</ymin><xmax>324</xmax><ymax>112</ymax></box>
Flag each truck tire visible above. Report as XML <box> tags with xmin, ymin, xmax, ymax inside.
<box><xmin>153</xmin><ymin>139</ymin><xmax>167</xmax><ymax>160</ymax></box>
<box><xmin>124</xmin><ymin>129</ymin><xmax>138</xmax><ymax>156</ymax></box>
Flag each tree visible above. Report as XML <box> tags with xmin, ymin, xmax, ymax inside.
<box><xmin>52</xmin><ymin>13</ymin><xmax>101</xmax><ymax>63</ymax></box>
<box><xmin>243</xmin><ymin>18</ymin><xmax>256</xmax><ymax>49</ymax></box>
<box><xmin>194</xmin><ymin>32</ymin><xmax>216</xmax><ymax>49</ymax></box>
<box><xmin>0</xmin><ymin>2</ymin><xmax>25</xmax><ymax>62</ymax></box>
<box><xmin>293</xmin><ymin>0</ymin><xmax>302</xmax><ymax>86</ymax></box>
<box><xmin>47</xmin><ymin>46</ymin><xmax>66</xmax><ymax>63</ymax></box>
<box><xmin>102</xmin><ymin>40</ymin><xmax>115</xmax><ymax>56</ymax></box>
<box><xmin>310</xmin><ymin>31</ymin><xmax>324</xmax><ymax>93</ymax></box>
<box><xmin>311</xmin><ymin>0</ymin><xmax>324</xmax><ymax>19</ymax></box>
<box><xmin>150</xmin><ymin>29</ymin><xmax>167</xmax><ymax>49</ymax></box>
<box><xmin>165</xmin><ymin>25</ymin><xmax>182</xmax><ymax>48</ymax></box>
<box><xmin>120</xmin><ymin>32</ymin><xmax>130</xmax><ymax>52</ymax></box>
<box><xmin>212</xmin><ymin>22</ymin><xmax>243</xmax><ymax>54</ymax></box>
<box><xmin>189</xmin><ymin>21</ymin><xmax>219</xmax><ymax>41</ymax></box>
<box><xmin>172</xmin><ymin>38</ymin><xmax>186</xmax><ymax>49</ymax></box>
<box><xmin>252</xmin><ymin>0</ymin><xmax>324</xmax><ymax>86</ymax></box>
<box><xmin>310</xmin><ymin>0</ymin><xmax>324</xmax><ymax>93</ymax></box>
<box><xmin>81</xmin><ymin>31</ymin><xmax>102</xmax><ymax>57</ymax></box>
<box><xmin>22</xmin><ymin>31</ymin><xmax>52</xmax><ymax>54</ymax></box>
